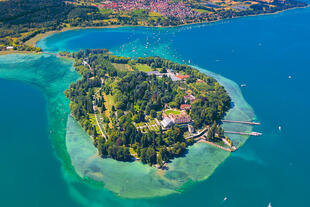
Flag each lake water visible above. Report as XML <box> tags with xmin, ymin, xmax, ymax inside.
<box><xmin>1</xmin><ymin>5</ymin><xmax>310</xmax><ymax>207</ymax></box>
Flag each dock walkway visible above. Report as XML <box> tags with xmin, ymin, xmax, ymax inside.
<box><xmin>222</xmin><ymin>120</ymin><xmax>260</xmax><ymax>125</ymax></box>
<box><xmin>224</xmin><ymin>131</ymin><xmax>262</xmax><ymax>136</ymax></box>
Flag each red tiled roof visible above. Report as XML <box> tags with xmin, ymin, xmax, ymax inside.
<box><xmin>176</xmin><ymin>75</ymin><xmax>189</xmax><ymax>80</ymax></box>
<box><xmin>180</xmin><ymin>104</ymin><xmax>191</xmax><ymax>110</ymax></box>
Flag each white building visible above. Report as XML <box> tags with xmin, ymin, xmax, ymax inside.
<box><xmin>161</xmin><ymin>117</ymin><xmax>173</xmax><ymax>128</ymax></box>
<box><xmin>188</xmin><ymin>125</ymin><xmax>195</xmax><ymax>134</ymax></box>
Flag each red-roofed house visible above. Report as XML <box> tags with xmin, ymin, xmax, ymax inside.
<box><xmin>176</xmin><ymin>74</ymin><xmax>190</xmax><ymax>80</ymax></box>
<box><xmin>180</xmin><ymin>104</ymin><xmax>191</xmax><ymax>110</ymax></box>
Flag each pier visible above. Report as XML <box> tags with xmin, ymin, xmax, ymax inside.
<box><xmin>224</xmin><ymin>131</ymin><xmax>262</xmax><ymax>136</ymax></box>
<box><xmin>222</xmin><ymin>120</ymin><xmax>261</xmax><ymax>125</ymax></box>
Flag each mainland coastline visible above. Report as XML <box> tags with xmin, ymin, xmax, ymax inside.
<box><xmin>0</xmin><ymin>1</ymin><xmax>308</xmax><ymax>55</ymax></box>
<box><xmin>24</xmin><ymin>4</ymin><xmax>309</xmax><ymax>48</ymax></box>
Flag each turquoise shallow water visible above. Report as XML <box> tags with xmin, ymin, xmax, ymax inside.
<box><xmin>1</xmin><ymin>5</ymin><xmax>310</xmax><ymax>207</ymax></box>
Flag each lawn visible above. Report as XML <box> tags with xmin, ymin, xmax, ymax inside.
<box><xmin>135</xmin><ymin>122</ymin><xmax>146</xmax><ymax>127</ymax></box>
<box><xmin>102</xmin><ymin>92</ymin><xmax>114</xmax><ymax>128</ymax></box>
<box><xmin>149</xmin><ymin>11</ymin><xmax>162</xmax><ymax>17</ymax></box>
<box><xmin>165</xmin><ymin>109</ymin><xmax>181</xmax><ymax>116</ymax></box>
<box><xmin>135</xmin><ymin>63</ymin><xmax>153</xmax><ymax>72</ymax></box>
<box><xmin>112</xmin><ymin>63</ymin><xmax>133</xmax><ymax>72</ymax></box>
<box><xmin>88</xmin><ymin>114</ymin><xmax>102</xmax><ymax>135</ymax></box>
<box><xmin>190</xmin><ymin>82</ymin><xmax>213</xmax><ymax>95</ymax></box>
<box><xmin>194</xmin><ymin>9</ymin><xmax>211</xmax><ymax>13</ymax></box>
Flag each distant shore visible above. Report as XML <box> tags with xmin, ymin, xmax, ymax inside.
<box><xmin>0</xmin><ymin>50</ymin><xmax>37</xmax><ymax>56</ymax></box>
<box><xmin>24</xmin><ymin>25</ymin><xmax>125</xmax><ymax>47</ymax></box>
<box><xmin>23</xmin><ymin>4</ymin><xmax>308</xmax><ymax>49</ymax></box>
<box><xmin>1</xmin><ymin>4</ymin><xmax>308</xmax><ymax>55</ymax></box>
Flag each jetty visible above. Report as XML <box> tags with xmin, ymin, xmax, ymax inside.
<box><xmin>224</xmin><ymin>131</ymin><xmax>262</xmax><ymax>136</ymax></box>
<box><xmin>222</xmin><ymin>120</ymin><xmax>261</xmax><ymax>125</ymax></box>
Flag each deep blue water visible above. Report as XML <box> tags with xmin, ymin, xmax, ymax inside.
<box><xmin>1</xmin><ymin>5</ymin><xmax>309</xmax><ymax>207</ymax></box>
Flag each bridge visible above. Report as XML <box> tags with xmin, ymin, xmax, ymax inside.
<box><xmin>224</xmin><ymin>131</ymin><xmax>262</xmax><ymax>136</ymax></box>
<box><xmin>222</xmin><ymin>120</ymin><xmax>261</xmax><ymax>125</ymax></box>
<box><xmin>40</xmin><ymin>52</ymin><xmax>59</xmax><ymax>56</ymax></box>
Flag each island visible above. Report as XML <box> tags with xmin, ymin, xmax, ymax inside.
<box><xmin>60</xmin><ymin>49</ymin><xmax>232</xmax><ymax>167</ymax></box>
<box><xmin>0</xmin><ymin>0</ymin><xmax>307</xmax><ymax>53</ymax></box>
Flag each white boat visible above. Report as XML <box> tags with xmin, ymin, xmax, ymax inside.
<box><xmin>240</xmin><ymin>84</ymin><xmax>247</xmax><ymax>87</ymax></box>
<box><xmin>268</xmin><ymin>202</ymin><xmax>272</xmax><ymax>207</ymax></box>
<box><xmin>278</xmin><ymin>126</ymin><xmax>282</xmax><ymax>131</ymax></box>
<box><xmin>288</xmin><ymin>75</ymin><xmax>292</xmax><ymax>79</ymax></box>
<box><xmin>224</xmin><ymin>197</ymin><xmax>228</xmax><ymax>201</ymax></box>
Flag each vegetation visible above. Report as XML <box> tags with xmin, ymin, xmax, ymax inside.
<box><xmin>133</xmin><ymin>63</ymin><xmax>153</xmax><ymax>72</ymax></box>
<box><xmin>61</xmin><ymin>49</ymin><xmax>231</xmax><ymax>167</ymax></box>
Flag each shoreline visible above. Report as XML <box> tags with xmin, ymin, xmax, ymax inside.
<box><xmin>24</xmin><ymin>25</ymin><xmax>126</xmax><ymax>47</ymax></box>
<box><xmin>23</xmin><ymin>4</ymin><xmax>308</xmax><ymax>48</ymax></box>
<box><xmin>0</xmin><ymin>50</ymin><xmax>38</xmax><ymax>56</ymax></box>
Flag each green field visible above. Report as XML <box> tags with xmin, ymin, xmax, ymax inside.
<box><xmin>194</xmin><ymin>9</ymin><xmax>210</xmax><ymax>13</ymax></box>
<box><xmin>88</xmin><ymin>114</ymin><xmax>102</xmax><ymax>135</ymax></box>
<box><xmin>135</xmin><ymin>63</ymin><xmax>153</xmax><ymax>72</ymax></box>
<box><xmin>112</xmin><ymin>63</ymin><xmax>133</xmax><ymax>72</ymax></box>
<box><xmin>165</xmin><ymin>109</ymin><xmax>181</xmax><ymax>116</ymax></box>
<box><xmin>192</xmin><ymin>82</ymin><xmax>213</xmax><ymax>93</ymax></box>
<box><xmin>135</xmin><ymin>122</ymin><xmax>145</xmax><ymax>127</ymax></box>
